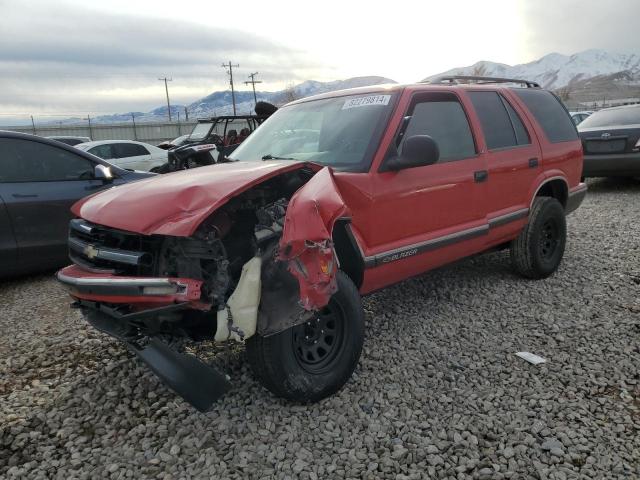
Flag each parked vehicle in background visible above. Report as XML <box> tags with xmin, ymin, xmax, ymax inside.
<box><xmin>158</xmin><ymin>115</ymin><xmax>267</xmax><ymax>172</ymax></box>
<box><xmin>57</xmin><ymin>77</ymin><xmax>585</xmax><ymax>411</ymax></box>
<box><xmin>570</xmin><ymin>111</ymin><xmax>593</xmax><ymax>126</ymax></box>
<box><xmin>578</xmin><ymin>104</ymin><xmax>640</xmax><ymax>177</ymax></box>
<box><xmin>46</xmin><ymin>135</ymin><xmax>91</xmax><ymax>146</ymax></box>
<box><xmin>75</xmin><ymin>140</ymin><xmax>168</xmax><ymax>172</ymax></box>
<box><xmin>157</xmin><ymin>134</ymin><xmax>192</xmax><ymax>150</ymax></box>
<box><xmin>0</xmin><ymin>131</ymin><xmax>153</xmax><ymax>278</ymax></box>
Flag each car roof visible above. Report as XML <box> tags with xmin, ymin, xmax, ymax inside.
<box><xmin>46</xmin><ymin>135</ymin><xmax>90</xmax><ymax>139</ymax></box>
<box><xmin>594</xmin><ymin>103</ymin><xmax>640</xmax><ymax>113</ymax></box>
<box><xmin>284</xmin><ymin>82</ymin><xmax>542</xmax><ymax>106</ymax></box>
<box><xmin>195</xmin><ymin>115</ymin><xmax>268</xmax><ymax>122</ymax></box>
<box><xmin>76</xmin><ymin>139</ymin><xmax>153</xmax><ymax>147</ymax></box>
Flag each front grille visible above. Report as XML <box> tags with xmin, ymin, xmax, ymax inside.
<box><xmin>68</xmin><ymin>219</ymin><xmax>160</xmax><ymax>276</ymax></box>
<box><xmin>585</xmin><ymin>139</ymin><xmax>627</xmax><ymax>154</ymax></box>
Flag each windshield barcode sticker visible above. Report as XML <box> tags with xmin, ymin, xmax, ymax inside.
<box><xmin>342</xmin><ymin>95</ymin><xmax>391</xmax><ymax>110</ymax></box>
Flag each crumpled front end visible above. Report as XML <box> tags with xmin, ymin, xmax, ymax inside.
<box><xmin>56</xmin><ymin>163</ymin><xmax>349</xmax><ymax>410</ymax></box>
<box><xmin>278</xmin><ymin>167</ymin><xmax>349</xmax><ymax>310</ymax></box>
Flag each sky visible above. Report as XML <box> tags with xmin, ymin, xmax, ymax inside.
<box><xmin>0</xmin><ymin>0</ymin><xmax>639</xmax><ymax>123</ymax></box>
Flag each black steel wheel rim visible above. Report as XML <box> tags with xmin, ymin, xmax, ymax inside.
<box><xmin>292</xmin><ymin>302</ymin><xmax>345</xmax><ymax>373</ymax></box>
<box><xmin>539</xmin><ymin>218</ymin><xmax>559</xmax><ymax>260</ymax></box>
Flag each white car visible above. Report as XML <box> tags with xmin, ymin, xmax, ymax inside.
<box><xmin>75</xmin><ymin>140</ymin><xmax>168</xmax><ymax>172</ymax></box>
<box><xmin>570</xmin><ymin>111</ymin><xmax>593</xmax><ymax>126</ymax></box>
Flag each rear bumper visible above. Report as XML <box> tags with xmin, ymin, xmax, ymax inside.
<box><xmin>57</xmin><ymin>264</ymin><xmax>204</xmax><ymax>306</ymax></box>
<box><xmin>583</xmin><ymin>152</ymin><xmax>640</xmax><ymax>177</ymax></box>
<box><xmin>566</xmin><ymin>183</ymin><xmax>588</xmax><ymax>215</ymax></box>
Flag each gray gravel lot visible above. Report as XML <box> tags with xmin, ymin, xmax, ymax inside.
<box><xmin>1</xmin><ymin>178</ymin><xmax>639</xmax><ymax>479</ymax></box>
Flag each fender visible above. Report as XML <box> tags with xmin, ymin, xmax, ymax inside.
<box><xmin>278</xmin><ymin>167</ymin><xmax>350</xmax><ymax>310</ymax></box>
<box><xmin>528</xmin><ymin>173</ymin><xmax>569</xmax><ymax>209</ymax></box>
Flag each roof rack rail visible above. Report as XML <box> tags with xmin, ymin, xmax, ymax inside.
<box><xmin>426</xmin><ymin>75</ymin><xmax>540</xmax><ymax>88</ymax></box>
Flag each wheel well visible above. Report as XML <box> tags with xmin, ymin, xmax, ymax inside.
<box><xmin>332</xmin><ymin>219</ymin><xmax>364</xmax><ymax>289</ymax></box>
<box><xmin>534</xmin><ymin>179</ymin><xmax>568</xmax><ymax>209</ymax></box>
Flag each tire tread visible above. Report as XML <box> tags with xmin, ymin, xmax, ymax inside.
<box><xmin>510</xmin><ymin>196</ymin><xmax>566</xmax><ymax>279</ymax></box>
<box><xmin>246</xmin><ymin>271</ymin><xmax>363</xmax><ymax>402</ymax></box>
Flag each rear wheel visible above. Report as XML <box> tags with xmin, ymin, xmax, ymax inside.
<box><xmin>246</xmin><ymin>271</ymin><xmax>364</xmax><ymax>402</ymax></box>
<box><xmin>510</xmin><ymin>197</ymin><xmax>566</xmax><ymax>279</ymax></box>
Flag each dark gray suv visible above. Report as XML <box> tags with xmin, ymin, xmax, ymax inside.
<box><xmin>0</xmin><ymin>131</ymin><xmax>153</xmax><ymax>277</ymax></box>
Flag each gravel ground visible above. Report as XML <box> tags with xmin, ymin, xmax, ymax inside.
<box><xmin>1</xmin><ymin>177</ymin><xmax>639</xmax><ymax>480</ymax></box>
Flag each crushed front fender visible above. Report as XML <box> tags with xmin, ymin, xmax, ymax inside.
<box><xmin>278</xmin><ymin>167</ymin><xmax>349</xmax><ymax>310</ymax></box>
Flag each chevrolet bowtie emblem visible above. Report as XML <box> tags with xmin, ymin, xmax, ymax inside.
<box><xmin>84</xmin><ymin>244</ymin><xmax>99</xmax><ymax>259</ymax></box>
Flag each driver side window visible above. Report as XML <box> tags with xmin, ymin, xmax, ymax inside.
<box><xmin>0</xmin><ymin>138</ymin><xmax>95</xmax><ymax>182</ymax></box>
<box><xmin>399</xmin><ymin>95</ymin><xmax>476</xmax><ymax>162</ymax></box>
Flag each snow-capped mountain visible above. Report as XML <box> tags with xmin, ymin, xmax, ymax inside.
<box><xmin>185</xmin><ymin>76</ymin><xmax>396</xmax><ymax>118</ymax></box>
<box><xmin>84</xmin><ymin>76</ymin><xmax>396</xmax><ymax>124</ymax></box>
<box><xmin>425</xmin><ymin>49</ymin><xmax>640</xmax><ymax>90</ymax></box>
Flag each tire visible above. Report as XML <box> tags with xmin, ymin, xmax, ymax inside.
<box><xmin>246</xmin><ymin>271</ymin><xmax>364</xmax><ymax>402</ymax></box>
<box><xmin>510</xmin><ymin>197</ymin><xmax>567</xmax><ymax>279</ymax></box>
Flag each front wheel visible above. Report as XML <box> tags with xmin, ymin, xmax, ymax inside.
<box><xmin>246</xmin><ymin>271</ymin><xmax>364</xmax><ymax>402</ymax></box>
<box><xmin>510</xmin><ymin>197</ymin><xmax>567</xmax><ymax>279</ymax></box>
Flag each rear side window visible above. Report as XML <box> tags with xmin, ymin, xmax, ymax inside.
<box><xmin>514</xmin><ymin>89</ymin><xmax>578</xmax><ymax>143</ymax></box>
<box><xmin>0</xmin><ymin>138</ymin><xmax>94</xmax><ymax>182</ymax></box>
<box><xmin>400</xmin><ymin>94</ymin><xmax>476</xmax><ymax>161</ymax></box>
<box><xmin>469</xmin><ymin>91</ymin><xmax>530</xmax><ymax>149</ymax></box>
<box><xmin>115</xmin><ymin>143</ymin><xmax>149</xmax><ymax>158</ymax></box>
<box><xmin>89</xmin><ymin>144</ymin><xmax>116</xmax><ymax>160</ymax></box>
<box><xmin>502</xmin><ymin>97</ymin><xmax>531</xmax><ymax>145</ymax></box>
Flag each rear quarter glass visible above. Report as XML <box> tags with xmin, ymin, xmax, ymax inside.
<box><xmin>513</xmin><ymin>89</ymin><xmax>578</xmax><ymax>143</ymax></box>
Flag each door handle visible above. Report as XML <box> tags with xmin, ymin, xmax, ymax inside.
<box><xmin>529</xmin><ymin>157</ymin><xmax>539</xmax><ymax>168</ymax></box>
<box><xmin>12</xmin><ymin>193</ymin><xmax>38</xmax><ymax>198</ymax></box>
<box><xmin>474</xmin><ymin>170</ymin><xmax>488</xmax><ymax>183</ymax></box>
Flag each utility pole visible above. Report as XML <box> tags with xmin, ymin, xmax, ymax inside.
<box><xmin>87</xmin><ymin>115</ymin><xmax>93</xmax><ymax>139</ymax></box>
<box><xmin>221</xmin><ymin>61</ymin><xmax>239</xmax><ymax>115</ymax></box>
<box><xmin>159</xmin><ymin>77</ymin><xmax>173</xmax><ymax>121</ymax></box>
<box><xmin>184</xmin><ymin>106</ymin><xmax>189</xmax><ymax>122</ymax></box>
<box><xmin>30</xmin><ymin>115</ymin><xmax>36</xmax><ymax>135</ymax></box>
<box><xmin>244</xmin><ymin>72</ymin><xmax>262</xmax><ymax>105</ymax></box>
<box><xmin>131</xmin><ymin>113</ymin><xmax>138</xmax><ymax>140</ymax></box>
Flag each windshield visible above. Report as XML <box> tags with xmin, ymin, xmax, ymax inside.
<box><xmin>189</xmin><ymin>122</ymin><xmax>213</xmax><ymax>140</ymax></box>
<box><xmin>579</xmin><ymin>105</ymin><xmax>640</xmax><ymax>128</ymax></box>
<box><xmin>229</xmin><ymin>92</ymin><xmax>397</xmax><ymax>171</ymax></box>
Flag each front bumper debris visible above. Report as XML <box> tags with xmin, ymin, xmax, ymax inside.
<box><xmin>57</xmin><ymin>264</ymin><xmax>203</xmax><ymax>305</ymax></box>
<box><xmin>81</xmin><ymin>304</ymin><xmax>230</xmax><ymax>411</ymax></box>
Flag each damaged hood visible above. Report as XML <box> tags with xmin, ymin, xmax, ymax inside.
<box><xmin>72</xmin><ymin>161</ymin><xmax>313</xmax><ymax>236</ymax></box>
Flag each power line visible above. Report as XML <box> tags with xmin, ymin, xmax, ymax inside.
<box><xmin>221</xmin><ymin>61</ymin><xmax>240</xmax><ymax>115</ymax></box>
<box><xmin>158</xmin><ymin>77</ymin><xmax>173</xmax><ymax>121</ymax></box>
<box><xmin>244</xmin><ymin>72</ymin><xmax>262</xmax><ymax>105</ymax></box>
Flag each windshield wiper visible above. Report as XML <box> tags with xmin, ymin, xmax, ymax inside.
<box><xmin>261</xmin><ymin>154</ymin><xmax>297</xmax><ymax>161</ymax></box>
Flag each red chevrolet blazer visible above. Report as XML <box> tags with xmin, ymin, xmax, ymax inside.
<box><xmin>58</xmin><ymin>77</ymin><xmax>586</xmax><ymax>410</ymax></box>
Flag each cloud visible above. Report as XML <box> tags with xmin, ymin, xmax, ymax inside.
<box><xmin>519</xmin><ymin>0</ymin><xmax>640</xmax><ymax>59</ymax></box>
<box><xmin>0</xmin><ymin>0</ymin><xmax>325</xmax><ymax>116</ymax></box>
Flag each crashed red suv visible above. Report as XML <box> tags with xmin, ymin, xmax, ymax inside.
<box><xmin>58</xmin><ymin>77</ymin><xmax>586</xmax><ymax>411</ymax></box>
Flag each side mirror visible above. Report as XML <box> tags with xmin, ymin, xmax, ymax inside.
<box><xmin>94</xmin><ymin>164</ymin><xmax>113</xmax><ymax>182</ymax></box>
<box><xmin>385</xmin><ymin>135</ymin><xmax>440</xmax><ymax>171</ymax></box>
